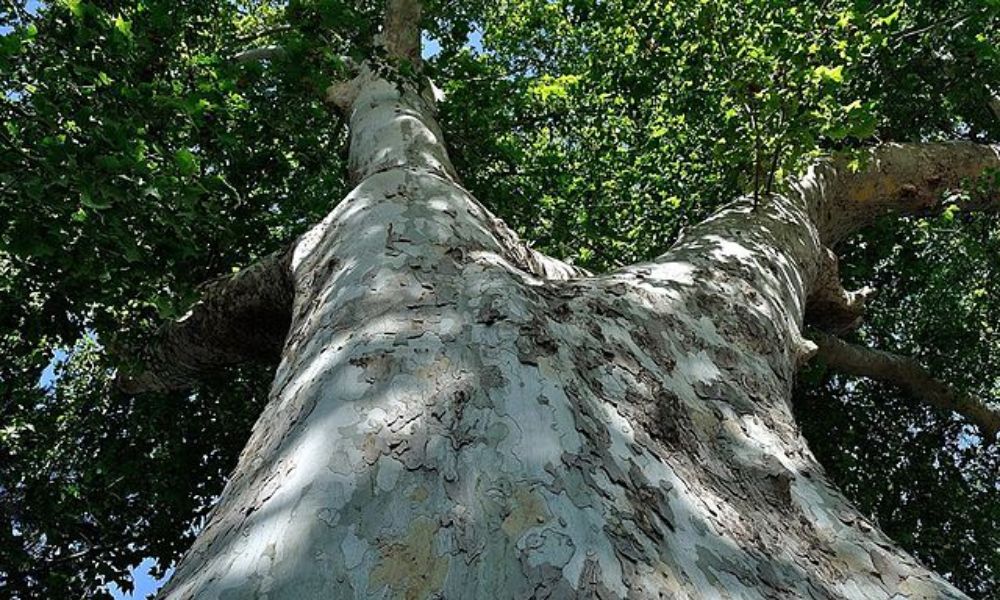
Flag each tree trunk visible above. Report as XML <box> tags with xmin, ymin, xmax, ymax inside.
<box><xmin>152</xmin><ymin>66</ymin><xmax>984</xmax><ymax>600</ymax></box>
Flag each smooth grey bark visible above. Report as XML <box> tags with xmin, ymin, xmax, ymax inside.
<box><xmin>146</xmin><ymin>51</ymin><xmax>1000</xmax><ymax>598</ymax></box>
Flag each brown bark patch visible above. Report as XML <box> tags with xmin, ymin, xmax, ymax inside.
<box><xmin>501</xmin><ymin>484</ymin><xmax>552</xmax><ymax>539</ymax></box>
<box><xmin>370</xmin><ymin>516</ymin><xmax>449</xmax><ymax>600</ymax></box>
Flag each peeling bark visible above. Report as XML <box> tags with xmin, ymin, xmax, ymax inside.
<box><xmin>148</xmin><ymin>7</ymin><xmax>1000</xmax><ymax>596</ymax></box>
<box><xmin>149</xmin><ymin>61</ymin><xmax>998</xmax><ymax>599</ymax></box>
<box><xmin>810</xmin><ymin>330</ymin><xmax>1000</xmax><ymax>440</ymax></box>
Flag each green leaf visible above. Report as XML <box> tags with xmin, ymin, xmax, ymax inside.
<box><xmin>941</xmin><ymin>204</ymin><xmax>960</xmax><ymax>224</ymax></box>
<box><xmin>80</xmin><ymin>190</ymin><xmax>112</xmax><ymax>210</ymax></box>
<box><xmin>813</xmin><ymin>65</ymin><xmax>844</xmax><ymax>83</ymax></box>
<box><xmin>113</xmin><ymin>16</ymin><xmax>133</xmax><ymax>39</ymax></box>
<box><xmin>174</xmin><ymin>149</ymin><xmax>199</xmax><ymax>176</ymax></box>
<box><xmin>64</xmin><ymin>0</ymin><xmax>85</xmax><ymax>19</ymax></box>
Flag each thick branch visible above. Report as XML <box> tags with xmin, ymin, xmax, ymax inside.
<box><xmin>794</xmin><ymin>142</ymin><xmax>1000</xmax><ymax>244</ymax></box>
<box><xmin>382</xmin><ymin>0</ymin><xmax>422</xmax><ymax>65</ymax></box>
<box><xmin>232</xmin><ymin>45</ymin><xmax>286</xmax><ymax>64</ymax></box>
<box><xmin>117</xmin><ymin>248</ymin><xmax>295</xmax><ymax>394</ymax></box>
<box><xmin>810</xmin><ymin>331</ymin><xmax>1000</xmax><ymax>440</ymax></box>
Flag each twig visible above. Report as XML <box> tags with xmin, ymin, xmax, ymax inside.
<box><xmin>234</xmin><ymin>25</ymin><xmax>295</xmax><ymax>44</ymax></box>
<box><xmin>893</xmin><ymin>12</ymin><xmax>973</xmax><ymax>42</ymax></box>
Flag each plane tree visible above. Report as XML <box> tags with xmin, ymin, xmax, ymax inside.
<box><xmin>1</xmin><ymin>0</ymin><xmax>998</xmax><ymax>597</ymax></box>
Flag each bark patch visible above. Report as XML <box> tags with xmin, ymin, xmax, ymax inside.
<box><xmin>502</xmin><ymin>484</ymin><xmax>552</xmax><ymax>539</ymax></box>
<box><xmin>370</xmin><ymin>516</ymin><xmax>449</xmax><ymax>600</ymax></box>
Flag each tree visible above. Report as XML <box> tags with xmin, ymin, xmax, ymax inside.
<box><xmin>2</xmin><ymin>0</ymin><xmax>999</xmax><ymax>598</ymax></box>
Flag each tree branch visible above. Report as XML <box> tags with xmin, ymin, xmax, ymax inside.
<box><xmin>232</xmin><ymin>45</ymin><xmax>286</xmax><ymax>64</ymax></box>
<box><xmin>892</xmin><ymin>12</ymin><xmax>973</xmax><ymax>42</ymax></box>
<box><xmin>116</xmin><ymin>247</ymin><xmax>295</xmax><ymax>394</ymax></box>
<box><xmin>794</xmin><ymin>142</ymin><xmax>1000</xmax><ymax>245</ymax></box>
<box><xmin>809</xmin><ymin>330</ymin><xmax>1000</xmax><ymax>440</ymax></box>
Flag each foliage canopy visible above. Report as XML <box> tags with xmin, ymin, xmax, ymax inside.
<box><xmin>1</xmin><ymin>0</ymin><xmax>998</xmax><ymax>597</ymax></box>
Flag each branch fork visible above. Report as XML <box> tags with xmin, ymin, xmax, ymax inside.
<box><xmin>792</xmin><ymin>142</ymin><xmax>1000</xmax><ymax>440</ymax></box>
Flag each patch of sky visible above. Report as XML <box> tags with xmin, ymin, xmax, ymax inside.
<box><xmin>37</xmin><ymin>331</ymin><xmax>99</xmax><ymax>390</ymax></box>
<box><xmin>1</xmin><ymin>0</ymin><xmax>42</xmax><ymax>34</ymax></box>
<box><xmin>38</xmin><ymin>348</ymin><xmax>68</xmax><ymax>390</ymax></box>
<box><xmin>105</xmin><ymin>558</ymin><xmax>174</xmax><ymax>600</ymax></box>
<box><xmin>421</xmin><ymin>23</ymin><xmax>484</xmax><ymax>59</ymax></box>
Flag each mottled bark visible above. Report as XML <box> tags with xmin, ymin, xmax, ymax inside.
<box><xmin>798</xmin><ymin>142</ymin><xmax>1000</xmax><ymax>245</ymax></box>
<box><xmin>810</xmin><ymin>331</ymin><xmax>1000</xmax><ymax>440</ymax></box>
<box><xmin>117</xmin><ymin>248</ymin><xmax>294</xmax><ymax>394</ymax></box>
<box><xmin>139</xmin><ymin>2</ymin><xmax>1000</xmax><ymax>595</ymax></box>
<box><xmin>148</xmin><ymin>57</ymin><xmax>1000</xmax><ymax>600</ymax></box>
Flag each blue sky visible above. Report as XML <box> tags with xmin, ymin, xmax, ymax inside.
<box><xmin>105</xmin><ymin>559</ymin><xmax>173</xmax><ymax>600</ymax></box>
<box><xmin>0</xmin><ymin>0</ymin><xmax>41</xmax><ymax>34</ymax></box>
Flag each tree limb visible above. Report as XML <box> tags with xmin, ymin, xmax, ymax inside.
<box><xmin>891</xmin><ymin>12</ymin><xmax>973</xmax><ymax>43</ymax></box>
<box><xmin>116</xmin><ymin>247</ymin><xmax>295</xmax><ymax>394</ymax></box>
<box><xmin>794</xmin><ymin>142</ymin><xmax>1000</xmax><ymax>245</ymax></box>
<box><xmin>809</xmin><ymin>330</ymin><xmax>1000</xmax><ymax>440</ymax></box>
<box><xmin>232</xmin><ymin>45</ymin><xmax>286</xmax><ymax>64</ymax></box>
